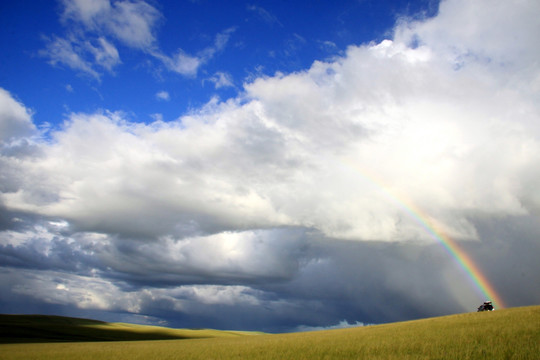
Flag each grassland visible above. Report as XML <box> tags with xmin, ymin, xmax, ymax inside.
<box><xmin>1</xmin><ymin>305</ymin><xmax>539</xmax><ymax>359</ymax></box>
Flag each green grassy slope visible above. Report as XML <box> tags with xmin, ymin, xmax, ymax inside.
<box><xmin>0</xmin><ymin>314</ymin><xmax>263</xmax><ymax>343</ymax></box>
<box><xmin>1</xmin><ymin>306</ymin><xmax>538</xmax><ymax>359</ymax></box>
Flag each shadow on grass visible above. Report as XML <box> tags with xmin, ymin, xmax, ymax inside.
<box><xmin>0</xmin><ymin>314</ymin><xmax>189</xmax><ymax>343</ymax></box>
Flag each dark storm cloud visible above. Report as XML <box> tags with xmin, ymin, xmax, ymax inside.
<box><xmin>0</xmin><ymin>222</ymin><xmax>309</xmax><ymax>288</ymax></box>
<box><xmin>0</xmin><ymin>216</ymin><xmax>538</xmax><ymax>332</ymax></box>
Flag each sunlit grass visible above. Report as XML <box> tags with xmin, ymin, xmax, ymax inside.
<box><xmin>1</xmin><ymin>305</ymin><xmax>538</xmax><ymax>359</ymax></box>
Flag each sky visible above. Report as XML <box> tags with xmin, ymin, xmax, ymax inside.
<box><xmin>0</xmin><ymin>0</ymin><xmax>539</xmax><ymax>333</ymax></box>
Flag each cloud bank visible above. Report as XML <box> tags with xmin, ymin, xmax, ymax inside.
<box><xmin>2</xmin><ymin>0</ymin><xmax>540</xmax><ymax>331</ymax></box>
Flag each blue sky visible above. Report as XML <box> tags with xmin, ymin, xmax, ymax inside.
<box><xmin>1</xmin><ymin>0</ymin><xmax>540</xmax><ymax>333</ymax></box>
<box><xmin>1</xmin><ymin>0</ymin><xmax>436</xmax><ymax>128</ymax></box>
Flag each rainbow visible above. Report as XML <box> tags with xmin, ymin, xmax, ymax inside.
<box><xmin>341</xmin><ymin>158</ymin><xmax>505</xmax><ymax>309</ymax></box>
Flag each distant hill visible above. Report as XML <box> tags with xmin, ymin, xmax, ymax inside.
<box><xmin>0</xmin><ymin>314</ymin><xmax>263</xmax><ymax>343</ymax></box>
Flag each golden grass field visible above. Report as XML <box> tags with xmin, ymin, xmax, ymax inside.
<box><xmin>1</xmin><ymin>305</ymin><xmax>538</xmax><ymax>359</ymax></box>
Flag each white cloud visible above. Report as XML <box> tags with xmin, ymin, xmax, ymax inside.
<box><xmin>44</xmin><ymin>1</ymin><xmax>233</xmax><ymax>79</ymax></box>
<box><xmin>155</xmin><ymin>91</ymin><xmax>170</xmax><ymax>101</ymax></box>
<box><xmin>41</xmin><ymin>34</ymin><xmax>121</xmax><ymax>79</ymax></box>
<box><xmin>104</xmin><ymin>0</ymin><xmax>161</xmax><ymax>49</ymax></box>
<box><xmin>207</xmin><ymin>72</ymin><xmax>234</xmax><ymax>89</ymax></box>
<box><xmin>319</xmin><ymin>40</ymin><xmax>338</xmax><ymax>52</ymax></box>
<box><xmin>41</xmin><ymin>36</ymin><xmax>101</xmax><ymax>78</ymax></box>
<box><xmin>61</xmin><ymin>0</ymin><xmax>111</xmax><ymax>25</ymax></box>
<box><xmin>42</xmin><ymin>0</ymin><xmax>157</xmax><ymax>78</ymax></box>
<box><xmin>394</xmin><ymin>0</ymin><xmax>540</xmax><ymax>71</ymax></box>
<box><xmin>7</xmin><ymin>0</ymin><xmax>540</xmax><ymax>242</ymax></box>
<box><xmin>156</xmin><ymin>50</ymin><xmax>202</xmax><ymax>77</ymax></box>
<box><xmin>247</xmin><ymin>5</ymin><xmax>283</xmax><ymax>27</ymax></box>
<box><xmin>0</xmin><ymin>88</ymin><xmax>36</xmax><ymax>143</ymax></box>
<box><xmin>156</xmin><ymin>27</ymin><xmax>236</xmax><ymax>77</ymax></box>
<box><xmin>89</xmin><ymin>37</ymin><xmax>121</xmax><ymax>71</ymax></box>
<box><xmin>61</xmin><ymin>0</ymin><xmax>161</xmax><ymax>50</ymax></box>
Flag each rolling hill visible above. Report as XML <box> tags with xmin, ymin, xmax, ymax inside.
<box><xmin>0</xmin><ymin>314</ymin><xmax>262</xmax><ymax>343</ymax></box>
<box><xmin>1</xmin><ymin>305</ymin><xmax>538</xmax><ymax>359</ymax></box>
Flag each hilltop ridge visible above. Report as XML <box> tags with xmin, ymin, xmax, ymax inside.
<box><xmin>0</xmin><ymin>314</ymin><xmax>263</xmax><ymax>343</ymax></box>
